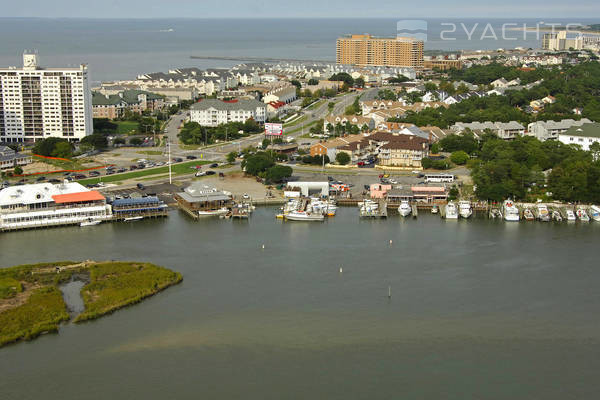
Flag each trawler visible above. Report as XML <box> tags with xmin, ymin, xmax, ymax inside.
<box><xmin>397</xmin><ymin>200</ymin><xmax>412</xmax><ymax>217</ymax></box>
<box><xmin>503</xmin><ymin>200</ymin><xmax>520</xmax><ymax>222</ymax></box>
<box><xmin>445</xmin><ymin>201</ymin><xmax>459</xmax><ymax>219</ymax></box>
<box><xmin>458</xmin><ymin>200</ymin><xmax>472</xmax><ymax>219</ymax></box>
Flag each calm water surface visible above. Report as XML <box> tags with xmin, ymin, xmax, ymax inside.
<box><xmin>1</xmin><ymin>208</ymin><xmax>600</xmax><ymax>399</ymax></box>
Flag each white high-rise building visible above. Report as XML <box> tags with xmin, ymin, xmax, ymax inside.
<box><xmin>0</xmin><ymin>51</ymin><xmax>93</xmax><ymax>143</ymax></box>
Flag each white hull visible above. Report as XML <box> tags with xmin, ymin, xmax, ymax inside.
<box><xmin>445</xmin><ymin>203</ymin><xmax>458</xmax><ymax>219</ymax></box>
<box><xmin>80</xmin><ymin>220</ymin><xmax>102</xmax><ymax>227</ymax></box>
<box><xmin>590</xmin><ymin>206</ymin><xmax>600</xmax><ymax>222</ymax></box>
<box><xmin>285</xmin><ymin>212</ymin><xmax>324</xmax><ymax>222</ymax></box>
<box><xmin>503</xmin><ymin>200</ymin><xmax>520</xmax><ymax>222</ymax></box>
<box><xmin>398</xmin><ymin>201</ymin><xmax>411</xmax><ymax>217</ymax></box>
<box><xmin>124</xmin><ymin>216</ymin><xmax>144</xmax><ymax>222</ymax></box>
<box><xmin>198</xmin><ymin>208</ymin><xmax>229</xmax><ymax>217</ymax></box>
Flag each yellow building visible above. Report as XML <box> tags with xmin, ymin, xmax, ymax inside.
<box><xmin>336</xmin><ymin>34</ymin><xmax>424</xmax><ymax>69</ymax></box>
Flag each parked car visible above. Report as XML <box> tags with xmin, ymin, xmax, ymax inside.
<box><xmin>209</xmin><ymin>163</ymin><xmax>219</xmax><ymax>168</ymax></box>
<box><xmin>117</xmin><ymin>168</ymin><xmax>127</xmax><ymax>173</ymax></box>
<box><xmin>137</xmin><ymin>183</ymin><xmax>146</xmax><ymax>190</ymax></box>
<box><xmin>74</xmin><ymin>174</ymin><xmax>87</xmax><ymax>179</ymax></box>
<box><xmin>48</xmin><ymin>179</ymin><xmax>61</xmax><ymax>183</ymax></box>
<box><xmin>218</xmin><ymin>172</ymin><xmax>225</xmax><ymax>178</ymax></box>
<box><xmin>89</xmin><ymin>171</ymin><xmax>101</xmax><ymax>177</ymax></box>
<box><xmin>195</xmin><ymin>171</ymin><xmax>206</xmax><ymax>177</ymax></box>
<box><xmin>36</xmin><ymin>176</ymin><xmax>46</xmax><ymax>182</ymax></box>
<box><xmin>130</xmin><ymin>165</ymin><xmax>138</xmax><ymax>170</ymax></box>
<box><xmin>205</xmin><ymin>171</ymin><xmax>216</xmax><ymax>176</ymax></box>
<box><xmin>173</xmin><ymin>157</ymin><xmax>183</xmax><ymax>163</ymax></box>
<box><xmin>186</xmin><ymin>155</ymin><xmax>197</xmax><ymax>160</ymax></box>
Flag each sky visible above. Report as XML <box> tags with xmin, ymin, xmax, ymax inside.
<box><xmin>0</xmin><ymin>0</ymin><xmax>598</xmax><ymax>19</ymax></box>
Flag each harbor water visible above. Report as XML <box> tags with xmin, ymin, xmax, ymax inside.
<box><xmin>1</xmin><ymin>208</ymin><xmax>600</xmax><ymax>399</ymax></box>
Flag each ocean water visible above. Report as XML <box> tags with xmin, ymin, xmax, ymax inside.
<box><xmin>1</xmin><ymin>209</ymin><xmax>600</xmax><ymax>399</ymax></box>
<box><xmin>0</xmin><ymin>18</ymin><xmax>598</xmax><ymax>85</ymax></box>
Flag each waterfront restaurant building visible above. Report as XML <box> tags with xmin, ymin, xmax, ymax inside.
<box><xmin>0</xmin><ymin>182</ymin><xmax>111</xmax><ymax>231</ymax></box>
<box><xmin>174</xmin><ymin>183</ymin><xmax>233</xmax><ymax>216</ymax></box>
<box><xmin>0</xmin><ymin>52</ymin><xmax>93</xmax><ymax>143</ymax></box>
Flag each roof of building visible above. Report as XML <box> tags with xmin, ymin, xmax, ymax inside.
<box><xmin>312</xmin><ymin>135</ymin><xmax>365</xmax><ymax>150</ymax></box>
<box><xmin>52</xmin><ymin>191</ymin><xmax>105</xmax><ymax>204</ymax></box>
<box><xmin>0</xmin><ymin>182</ymin><xmax>90</xmax><ymax>206</ymax></box>
<box><xmin>563</xmin><ymin>123</ymin><xmax>600</xmax><ymax>138</ymax></box>
<box><xmin>190</xmin><ymin>99</ymin><xmax>266</xmax><ymax>111</ymax></box>
<box><xmin>92</xmin><ymin>90</ymin><xmax>164</xmax><ymax>106</ymax></box>
<box><xmin>112</xmin><ymin>196</ymin><xmax>161</xmax><ymax>207</ymax></box>
<box><xmin>177</xmin><ymin>183</ymin><xmax>232</xmax><ymax>203</ymax></box>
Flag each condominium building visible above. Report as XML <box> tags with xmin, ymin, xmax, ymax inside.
<box><xmin>542</xmin><ymin>31</ymin><xmax>583</xmax><ymax>51</ymax></box>
<box><xmin>0</xmin><ymin>52</ymin><xmax>93</xmax><ymax>143</ymax></box>
<box><xmin>527</xmin><ymin>118</ymin><xmax>592</xmax><ymax>141</ymax></box>
<box><xmin>336</xmin><ymin>34</ymin><xmax>424</xmax><ymax>69</ymax></box>
<box><xmin>189</xmin><ymin>99</ymin><xmax>266</xmax><ymax>127</ymax></box>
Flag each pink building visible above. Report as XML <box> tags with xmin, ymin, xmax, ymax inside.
<box><xmin>370</xmin><ymin>184</ymin><xmax>392</xmax><ymax>199</ymax></box>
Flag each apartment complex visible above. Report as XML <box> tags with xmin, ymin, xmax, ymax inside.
<box><xmin>0</xmin><ymin>52</ymin><xmax>93</xmax><ymax>143</ymax></box>
<box><xmin>189</xmin><ymin>99</ymin><xmax>266</xmax><ymax>127</ymax></box>
<box><xmin>336</xmin><ymin>34</ymin><xmax>424</xmax><ymax>69</ymax></box>
<box><xmin>542</xmin><ymin>31</ymin><xmax>584</xmax><ymax>51</ymax></box>
<box><xmin>92</xmin><ymin>90</ymin><xmax>165</xmax><ymax>119</ymax></box>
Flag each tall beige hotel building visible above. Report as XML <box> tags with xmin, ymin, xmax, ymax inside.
<box><xmin>336</xmin><ymin>34</ymin><xmax>424</xmax><ymax>69</ymax></box>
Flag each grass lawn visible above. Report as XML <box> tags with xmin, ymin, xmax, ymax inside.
<box><xmin>75</xmin><ymin>262</ymin><xmax>182</xmax><ymax>323</ymax></box>
<box><xmin>136</xmin><ymin>150</ymin><xmax>164</xmax><ymax>156</ymax></box>
<box><xmin>116</xmin><ymin>121</ymin><xmax>140</xmax><ymax>135</ymax></box>
<box><xmin>78</xmin><ymin>160</ymin><xmax>211</xmax><ymax>185</ymax></box>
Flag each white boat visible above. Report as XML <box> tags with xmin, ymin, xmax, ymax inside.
<box><xmin>124</xmin><ymin>216</ymin><xmax>144</xmax><ymax>222</ymax></box>
<box><xmin>431</xmin><ymin>205</ymin><xmax>439</xmax><ymax>214</ymax></box>
<box><xmin>397</xmin><ymin>200</ymin><xmax>412</xmax><ymax>217</ymax></box>
<box><xmin>197</xmin><ymin>207</ymin><xmax>230</xmax><ymax>217</ymax></box>
<box><xmin>566</xmin><ymin>209</ymin><xmax>577</xmax><ymax>222</ymax></box>
<box><xmin>576</xmin><ymin>208</ymin><xmax>590</xmax><ymax>222</ymax></box>
<box><xmin>284</xmin><ymin>210</ymin><xmax>325</xmax><ymax>222</ymax></box>
<box><xmin>503</xmin><ymin>200</ymin><xmax>520</xmax><ymax>222</ymax></box>
<box><xmin>458</xmin><ymin>200</ymin><xmax>472</xmax><ymax>219</ymax></box>
<box><xmin>589</xmin><ymin>205</ymin><xmax>600</xmax><ymax>222</ymax></box>
<box><xmin>445</xmin><ymin>202</ymin><xmax>459</xmax><ymax>219</ymax></box>
<box><xmin>80</xmin><ymin>219</ymin><xmax>102</xmax><ymax>227</ymax></box>
<box><xmin>537</xmin><ymin>204</ymin><xmax>550</xmax><ymax>222</ymax></box>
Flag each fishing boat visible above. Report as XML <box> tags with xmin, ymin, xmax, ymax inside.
<box><xmin>576</xmin><ymin>207</ymin><xmax>590</xmax><ymax>222</ymax></box>
<box><xmin>589</xmin><ymin>205</ymin><xmax>600</xmax><ymax>222</ymax></box>
<box><xmin>458</xmin><ymin>200</ymin><xmax>472</xmax><ymax>219</ymax></box>
<box><xmin>523</xmin><ymin>208</ymin><xmax>535</xmax><ymax>221</ymax></box>
<box><xmin>431</xmin><ymin>205</ymin><xmax>439</xmax><ymax>214</ymax></box>
<box><xmin>552</xmin><ymin>210</ymin><xmax>563</xmax><ymax>222</ymax></box>
<box><xmin>445</xmin><ymin>201</ymin><xmax>459</xmax><ymax>219</ymax></box>
<box><xmin>284</xmin><ymin>210</ymin><xmax>325</xmax><ymax>222</ymax></box>
<box><xmin>537</xmin><ymin>204</ymin><xmax>550</xmax><ymax>222</ymax></box>
<box><xmin>566</xmin><ymin>209</ymin><xmax>577</xmax><ymax>222</ymax></box>
<box><xmin>397</xmin><ymin>200</ymin><xmax>412</xmax><ymax>217</ymax></box>
<box><xmin>80</xmin><ymin>219</ymin><xmax>102</xmax><ymax>227</ymax></box>
<box><xmin>503</xmin><ymin>200</ymin><xmax>520</xmax><ymax>222</ymax></box>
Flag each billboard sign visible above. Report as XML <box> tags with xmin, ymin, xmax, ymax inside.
<box><xmin>265</xmin><ymin>123</ymin><xmax>283</xmax><ymax>136</ymax></box>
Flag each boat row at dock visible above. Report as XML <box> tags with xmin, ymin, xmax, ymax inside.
<box><xmin>491</xmin><ymin>200</ymin><xmax>600</xmax><ymax>222</ymax></box>
<box><xmin>276</xmin><ymin>195</ymin><xmax>337</xmax><ymax>221</ymax></box>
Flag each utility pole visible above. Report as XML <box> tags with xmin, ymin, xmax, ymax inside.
<box><xmin>167</xmin><ymin>140</ymin><xmax>172</xmax><ymax>185</ymax></box>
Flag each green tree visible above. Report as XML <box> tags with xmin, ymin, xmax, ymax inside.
<box><xmin>13</xmin><ymin>166</ymin><xmax>23</xmax><ymax>175</ymax></box>
<box><xmin>263</xmin><ymin>165</ymin><xmax>293</xmax><ymax>183</ymax></box>
<box><xmin>51</xmin><ymin>142</ymin><xmax>73</xmax><ymax>158</ymax></box>
<box><xmin>354</xmin><ymin>77</ymin><xmax>365</xmax><ymax>88</ymax></box>
<box><xmin>450</xmin><ymin>150</ymin><xmax>470</xmax><ymax>165</ymax></box>
<box><xmin>80</xmin><ymin>133</ymin><xmax>108</xmax><ymax>150</ymax></box>
<box><xmin>226</xmin><ymin>151</ymin><xmax>237</xmax><ymax>164</ymax></box>
<box><xmin>307</xmin><ymin>78</ymin><xmax>319</xmax><ymax>86</ymax></box>
<box><xmin>130</xmin><ymin>137</ymin><xmax>143</xmax><ymax>146</ymax></box>
<box><xmin>241</xmin><ymin>152</ymin><xmax>275</xmax><ymax>176</ymax></box>
<box><xmin>336</xmin><ymin>152</ymin><xmax>351</xmax><ymax>165</ymax></box>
